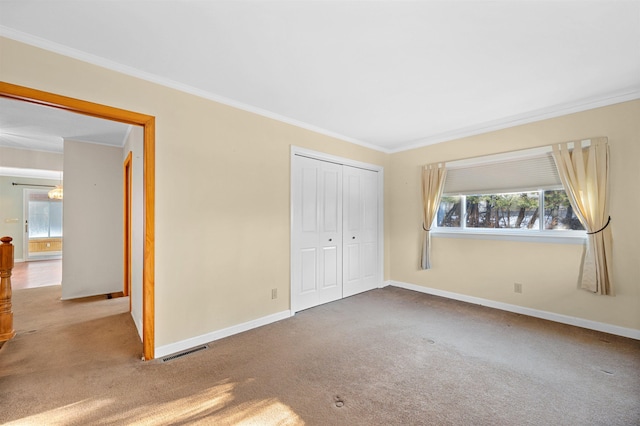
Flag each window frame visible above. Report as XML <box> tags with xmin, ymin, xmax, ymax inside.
<box><xmin>430</xmin><ymin>143</ymin><xmax>591</xmax><ymax>245</ymax></box>
<box><xmin>433</xmin><ymin>190</ymin><xmax>586</xmax><ymax>244</ymax></box>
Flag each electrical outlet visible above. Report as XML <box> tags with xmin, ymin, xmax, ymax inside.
<box><xmin>514</xmin><ymin>283</ymin><xmax>523</xmax><ymax>293</ymax></box>
<box><xmin>271</xmin><ymin>288</ymin><xmax>278</xmax><ymax>299</ymax></box>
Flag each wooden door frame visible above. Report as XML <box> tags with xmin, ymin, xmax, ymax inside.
<box><xmin>123</xmin><ymin>151</ymin><xmax>132</xmax><ymax>308</ymax></box>
<box><xmin>0</xmin><ymin>82</ymin><xmax>156</xmax><ymax>360</ymax></box>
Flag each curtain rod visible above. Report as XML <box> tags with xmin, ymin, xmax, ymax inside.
<box><xmin>439</xmin><ymin>136</ymin><xmax>606</xmax><ymax>170</ymax></box>
<box><xmin>11</xmin><ymin>182</ymin><xmax>56</xmax><ymax>188</ymax></box>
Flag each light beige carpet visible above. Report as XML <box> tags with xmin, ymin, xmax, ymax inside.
<box><xmin>1</xmin><ymin>285</ymin><xmax>639</xmax><ymax>425</ymax></box>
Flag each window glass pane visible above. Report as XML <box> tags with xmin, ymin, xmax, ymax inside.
<box><xmin>437</xmin><ymin>196</ymin><xmax>461</xmax><ymax>227</ymax></box>
<box><xmin>29</xmin><ymin>201</ymin><xmax>50</xmax><ymax>238</ymax></box>
<box><xmin>49</xmin><ymin>201</ymin><xmax>63</xmax><ymax>237</ymax></box>
<box><xmin>544</xmin><ymin>190</ymin><xmax>585</xmax><ymax>230</ymax></box>
<box><xmin>466</xmin><ymin>192</ymin><xmax>539</xmax><ymax>229</ymax></box>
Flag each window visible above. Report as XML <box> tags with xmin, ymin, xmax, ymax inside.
<box><xmin>437</xmin><ymin>191</ymin><xmax>584</xmax><ymax>231</ymax></box>
<box><xmin>28</xmin><ymin>192</ymin><xmax>63</xmax><ymax>238</ymax></box>
<box><xmin>543</xmin><ymin>190</ymin><xmax>584</xmax><ymax>230</ymax></box>
<box><xmin>434</xmin><ymin>147</ymin><xmax>585</xmax><ymax>241</ymax></box>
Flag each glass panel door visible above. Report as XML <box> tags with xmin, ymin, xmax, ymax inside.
<box><xmin>24</xmin><ymin>189</ymin><xmax>63</xmax><ymax>260</ymax></box>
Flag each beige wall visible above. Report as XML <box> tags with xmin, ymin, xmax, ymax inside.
<box><xmin>389</xmin><ymin>100</ymin><xmax>640</xmax><ymax>330</ymax></box>
<box><xmin>0</xmin><ymin>146</ymin><xmax>63</xmax><ymax>171</ymax></box>
<box><xmin>2</xmin><ymin>36</ymin><xmax>636</xmax><ymax>351</ymax></box>
<box><xmin>61</xmin><ymin>139</ymin><xmax>123</xmax><ymax>299</ymax></box>
<box><xmin>0</xmin><ymin>37</ymin><xmax>389</xmax><ymax>348</ymax></box>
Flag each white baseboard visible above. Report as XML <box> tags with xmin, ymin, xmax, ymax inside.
<box><xmin>155</xmin><ymin>310</ymin><xmax>293</xmax><ymax>359</ymax></box>
<box><xmin>155</xmin><ymin>282</ymin><xmax>638</xmax><ymax>359</ymax></box>
<box><xmin>389</xmin><ymin>280</ymin><xmax>640</xmax><ymax>340</ymax></box>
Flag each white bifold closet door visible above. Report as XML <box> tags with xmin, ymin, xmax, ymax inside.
<box><xmin>292</xmin><ymin>156</ymin><xmax>343</xmax><ymax>312</ymax></box>
<box><xmin>342</xmin><ymin>165</ymin><xmax>379</xmax><ymax>298</ymax></box>
<box><xmin>292</xmin><ymin>155</ymin><xmax>379</xmax><ymax>312</ymax></box>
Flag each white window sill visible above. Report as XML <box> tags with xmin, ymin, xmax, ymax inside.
<box><xmin>431</xmin><ymin>228</ymin><xmax>587</xmax><ymax>244</ymax></box>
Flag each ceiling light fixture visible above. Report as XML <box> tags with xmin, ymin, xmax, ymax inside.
<box><xmin>48</xmin><ymin>172</ymin><xmax>63</xmax><ymax>200</ymax></box>
<box><xmin>48</xmin><ymin>185</ymin><xmax>63</xmax><ymax>200</ymax></box>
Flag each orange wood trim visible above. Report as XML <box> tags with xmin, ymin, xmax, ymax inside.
<box><xmin>123</xmin><ymin>151</ymin><xmax>132</xmax><ymax>301</ymax></box>
<box><xmin>0</xmin><ymin>82</ymin><xmax>152</xmax><ymax>125</ymax></box>
<box><xmin>143</xmin><ymin>117</ymin><xmax>155</xmax><ymax>361</ymax></box>
<box><xmin>0</xmin><ymin>82</ymin><xmax>156</xmax><ymax>360</ymax></box>
<box><xmin>0</xmin><ymin>237</ymin><xmax>16</xmax><ymax>342</ymax></box>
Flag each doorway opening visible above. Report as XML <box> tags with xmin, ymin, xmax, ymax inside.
<box><xmin>0</xmin><ymin>82</ymin><xmax>156</xmax><ymax>360</ymax></box>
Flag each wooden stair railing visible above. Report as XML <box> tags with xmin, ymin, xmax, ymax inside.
<box><xmin>0</xmin><ymin>236</ymin><xmax>16</xmax><ymax>344</ymax></box>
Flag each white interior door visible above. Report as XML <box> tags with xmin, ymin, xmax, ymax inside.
<box><xmin>292</xmin><ymin>156</ymin><xmax>343</xmax><ymax>312</ymax></box>
<box><xmin>343</xmin><ymin>166</ymin><xmax>379</xmax><ymax>297</ymax></box>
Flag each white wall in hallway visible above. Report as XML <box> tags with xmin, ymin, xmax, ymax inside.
<box><xmin>62</xmin><ymin>139</ymin><xmax>123</xmax><ymax>299</ymax></box>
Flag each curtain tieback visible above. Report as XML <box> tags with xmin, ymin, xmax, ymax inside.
<box><xmin>422</xmin><ymin>223</ymin><xmax>430</xmax><ymax>232</ymax></box>
<box><xmin>587</xmin><ymin>216</ymin><xmax>611</xmax><ymax>235</ymax></box>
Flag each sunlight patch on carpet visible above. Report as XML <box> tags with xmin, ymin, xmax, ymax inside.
<box><xmin>203</xmin><ymin>398</ymin><xmax>303</xmax><ymax>425</ymax></box>
<box><xmin>104</xmin><ymin>381</ymin><xmax>237</xmax><ymax>424</ymax></box>
<box><xmin>6</xmin><ymin>380</ymin><xmax>303</xmax><ymax>425</ymax></box>
<box><xmin>3</xmin><ymin>398</ymin><xmax>113</xmax><ymax>425</ymax></box>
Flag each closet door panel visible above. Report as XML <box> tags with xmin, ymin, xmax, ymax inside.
<box><xmin>292</xmin><ymin>156</ymin><xmax>343</xmax><ymax>311</ymax></box>
<box><xmin>300</xmin><ymin>248</ymin><xmax>317</xmax><ymax>294</ymax></box>
<box><xmin>343</xmin><ymin>166</ymin><xmax>379</xmax><ymax>297</ymax></box>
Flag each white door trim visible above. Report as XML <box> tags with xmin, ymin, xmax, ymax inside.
<box><xmin>290</xmin><ymin>146</ymin><xmax>384</xmax><ymax>314</ymax></box>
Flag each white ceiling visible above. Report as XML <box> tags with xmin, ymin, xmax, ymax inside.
<box><xmin>0</xmin><ymin>97</ymin><xmax>131</xmax><ymax>153</ymax></box>
<box><xmin>1</xmin><ymin>1</ymin><xmax>639</xmax><ymax>153</ymax></box>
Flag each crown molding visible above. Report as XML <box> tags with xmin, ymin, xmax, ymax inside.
<box><xmin>2</xmin><ymin>26</ymin><xmax>637</xmax><ymax>156</ymax></box>
<box><xmin>0</xmin><ymin>166</ymin><xmax>62</xmax><ymax>179</ymax></box>
<box><xmin>0</xmin><ymin>27</ymin><xmax>390</xmax><ymax>154</ymax></box>
<box><xmin>392</xmin><ymin>87</ymin><xmax>640</xmax><ymax>153</ymax></box>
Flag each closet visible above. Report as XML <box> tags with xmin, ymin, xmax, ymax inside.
<box><xmin>291</xmin><ymin>151</ymin><xmax>382</xmax><ymax>312</ymax></box>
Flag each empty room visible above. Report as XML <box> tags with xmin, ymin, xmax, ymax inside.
<box><xmin>0</xmin><ymin>1</ymin><xmax>639</xmax><ymax>425</ymax></box>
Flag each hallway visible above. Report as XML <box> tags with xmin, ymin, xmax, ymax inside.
<box><xmin>11</xmin><ymin>259</ymin><xmax>62</xmax><ymax>290</ymax></box>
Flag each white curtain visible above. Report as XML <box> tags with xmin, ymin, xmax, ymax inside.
<box><xmin>552</xmin><ymin>137</ymin><xmax>613</xmax><ymax>295</ymax></box>
<box><xmin>421</xmin><ymin>163</ymin><xmax>447</xmax><ymax>270</ymax></box>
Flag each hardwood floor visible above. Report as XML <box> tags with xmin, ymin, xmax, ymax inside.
<box><xmin>11</xmin><ymin>259</ymin><xmax>62</xmax><ymax>290</ymax></box>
